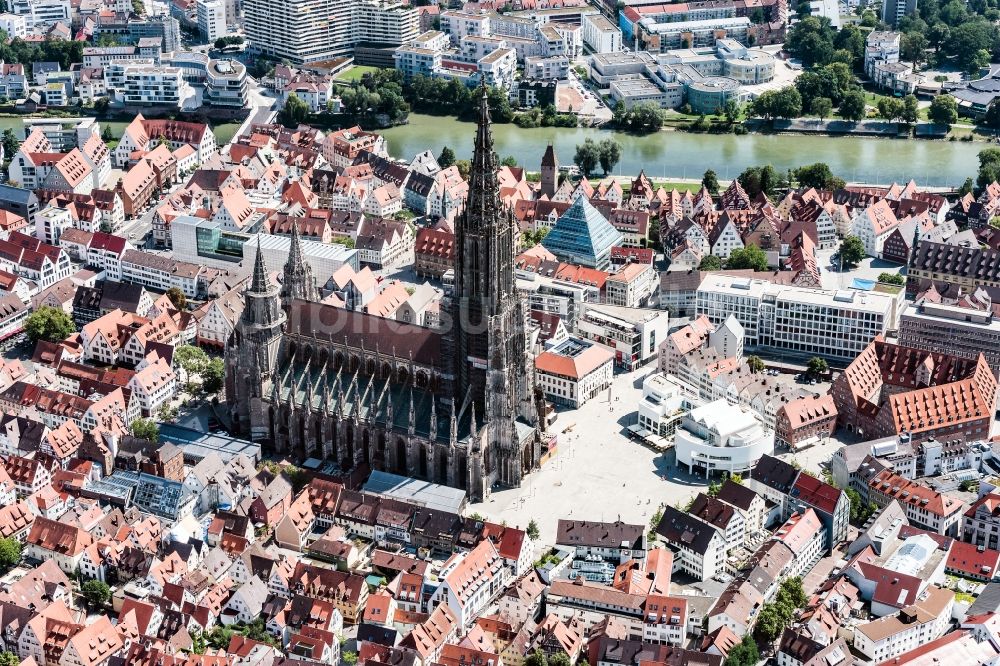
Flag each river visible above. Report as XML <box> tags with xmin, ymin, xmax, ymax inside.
<box><xmin>381</xmin><ymin>113</ymin><xmax>986</xmax><ymax>187</ymax></box>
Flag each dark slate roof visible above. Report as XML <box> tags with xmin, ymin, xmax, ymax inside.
<box><xmin>910</xmin><ymin>240</ymin><xmax>1000</xmax><ymax>283</ymax></box>
<box><xmin>716</xmin><ymin>479</ymin><xmax>761</xmax><ymax>512</ymax></box>
<box><xmin>654</xmin><ymin>505</ymin><xmax>720</xmax><ymax>556</ymax></box>
<box><xmin>556</xmin><ymin>519</ymin><xmax>644</xmax><ymax>550</ymax></box>
<box><xmin>751</xmin><ymin>454</ymin><xmax>800</xmax><ymax>495</ymax></box>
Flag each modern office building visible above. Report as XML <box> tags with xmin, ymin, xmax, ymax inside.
<box><xmin>9</xmin><ymin>0</ymin><xmax>69</xmax><ymax>29</ymax></box>
<box><xmin>696</xmin><ymin>275</ymin><xmax>894</xmax><ymax>361</ymax></box>
<box><xmin>106</xmin><ymin>61</ymin><xmax>196</xmax><ymax>109</ymax></box>
<box><xmin>675</xmin><ymin>399</ymin><xmax>774</xmax><ymax>477</ymax></box>
<box><xmin>168</xmin><ymin>52</ymin><xmax>249</xmax><ymax>108</ymax></box>
<box><xmin>636</xmin><ymin>16</ymin><xmax>751</xmax><ymax>52</ymax></box>
<box><xmin>636</xmin><ymin>373</ymin><xmax>701</xmax><ymax>440</ymax></box>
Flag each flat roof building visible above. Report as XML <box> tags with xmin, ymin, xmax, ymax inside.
<box><xmin>696</xmin><ymin>274</ymin><xmax>894</xmax><ymax>361</ymax></box>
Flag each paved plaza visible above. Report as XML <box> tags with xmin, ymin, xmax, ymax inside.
<box><xmin>468</xmin><ymin>365</ymin><xmax>848</xmax><ymax>545</ymax></box>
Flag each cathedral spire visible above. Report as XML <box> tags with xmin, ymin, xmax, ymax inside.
<box><xmin>464</xmin><ymin>83</ymin><xmax>503</xmax><ymax>233</ymax></box>
<box><xmin>251</xmin><ymin>236</ymin><xmax>268</xmax><ymax>292</ymax></box>
<box><xmin>280</xmin><ymin>217</ymin><xmax>319</xmax><ymax>309</ymax></box>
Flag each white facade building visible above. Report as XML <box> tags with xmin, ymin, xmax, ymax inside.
<box><xmin>197</xmin><ymin>0</ymin><xmax>227</xmax><ymax>42</ymax></box>
<box><xmin>675</xmin><ymin>399</ymin><xmax>774</xmax><ymax>477</ymax></box>
<box><xmin>636</xmin><ymin>373</ymin><xmax>701</xmax><ymax>439</ymax></box>
<box><xmin>696</xmin><ymin>275</ymin><xmax>893</xmax><ymax>361</ymax></box>
<box><xmin>582</xmin><ymin>13</ymin><xmax>622</xmax><ymax>54</ymax></box>
<box><xmin>534</xmin><ymin>337</ymin><xmax>615</xmax><ymax>408</ymax></box>
<box><xmin>0</xmin><ymin>13</ymin><xmax>27</xmax><ymax>38</ymax></box>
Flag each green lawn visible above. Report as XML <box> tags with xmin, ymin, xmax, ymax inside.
<box><xmin>335</xmin><ymin>65</ymin><xmax>380</xmax><ymax>82</ymax></box>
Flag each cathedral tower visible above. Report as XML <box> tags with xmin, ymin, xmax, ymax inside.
<box><xmin>226</xmin><ymin>241</ymin><xmax>286</xmax><ymax>439</ymax></box>
<box><xmin>452</xmin><ymin>84</ymin><xmax>540</xmax><ymax>489</ymax></box>
<box><xmin>280</xmin><ymin>218</ymin><xmax>319</xmax><ymax>310</ymax></box>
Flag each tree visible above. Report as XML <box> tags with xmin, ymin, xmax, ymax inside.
<box><xmin>754</xmin><ymin>602</ymin><xmax>786</xmax><ymax>642</ymax></box>
<box><xmin>82</xmin><ymin>580</ymin><xmax>111</xmax><ymax>608</ymax></box>
<box><xmin>723</xmin><ymin>98</ymin><xmax>741</xmax><ymax>124</ymax></box>
<box><xmin>573</xmin><ymin>138</ymin><xmax>600</xmax><ymax>178</ymax></box>
<box><xmin>202</xmin><ymin>358</ymin><xmax>225</xmax><ymax>394</ymax></box>
<box><xmin>838</xmin><ymin>89</ymin><xmax>867</xmax><ymax>121</ymax></box>
<box><xmin>648</xmin><ymin>506</ymin><xmax>663</xmax><ymax>541</ymax></box>
<box><xmin>846</xmin><ymin>487</ymin><xmax>877</xmax><ymax>525</ymax></box>
<box><xmin>280</xmin><ymin>93</ymin><xmax>311</xmax><ymax>127</ymax></box>
<box><xmin>778</xmin><ymin>577</ymin><xmax>808</xmax><ymax>609</ymax></box>
<box><xmin>342</xmin><ymin>652</ymin><xmax>359</xmax><ymax>666</ymax></box>
<box><xmin>795</xmin><ymin>162</ymin><xmax>845</xmax><ymax>190</ymax></box>
<box><xmin>0</xmin><ymin>129</ymin><xmax>17</xmax><ymax>164</ymax></box>
<box><xmin>928</xmin><ymin>94</ymin><xmax>958</xmax><ymax>124</ymax></box>
<box><xmin>702</xmin><ymin>169</ymin><xmax>720</xmax><ymax>195</ymax></box>
<box><xmin>877</xmin><ymin>97</ymin><xmax>906</xmax><ymax>121</ymax></box>
<box><xmin>708</xmin><ymin>481</ymin><xmax>721</xmax><ymax>497</ymax></box>
<box><xmin>698</xmin><ymin>255</ymin><xmax>722</xmax><ymax>271</ymax></box>
<box><xmin>174</xmin><ymin>345</ymin><xmax>209</xmax><ymax>382</ymax></box>
<box><xmin>725</xmin><ymin>245</ymin><xmax>769</xmax><ymax>271</ymax></box>
<box><xmin>437</xmin><ymin>146</ymin><xmax>456</xmax><ymax>168</ymax></box>
<box><xmin>131</xmin><ymin>0</ymin><xmax>144</xmax><ymax>13</ymax></box>
<box><xmin>750</xmin><ymin>86</ymin><xmax>802</xmax><ymax>120</ymax></box>
<box><xmin>524</xmin><ymin>651</ymin><xmax>547</xmax><ymax>666</ymax></box>
<box><xmin>747</xmin><ymin>355</ymin><xmax>766</xmax><ymax>373</ymax></box>
<box><xmin>806</xmin><ymin>356</ymin><xmax>829</xmax><ymax>377</ymax></box>
<box><xmin>811</xmin><ymin>96</ymin><xmax>832</xmax><ymax>120</ymax></box>
<box><xmin>500</xmin><ymin>155</ymin><xmax>517</xmax><ymax>168</ymax></box>
<box><xmin>985</xmin><ymin>100</ymin><xmax>1000</xmax><ymax>129</ymax></box>
<box><xmin>548</xmin><ymin>654</ymin><xmax>570</xmax><ymax>666</ymax></box>
<box><xmin>166</xmin><ymin>286</ymin><xmax>186</xmax><ymax>310</ymax></box>
<box><xmin>959</xmin><ymin>177</ymin><xmax>975</xmax><ymax>197</ymax></box>
<box><xmin>100</xmin><ymin>125</ymin><xmax>114</xmax><ymax>143</ymax></box>
<box><xmin>0</xmin><ymin>538</ymin><xmax>20</xmax><ymax>572</ymax></box>
<box><xmin>839</xmin><ymin>235</ymin><xmax>866</xmax><ymax>267</ymax></box>
<box><xmin>738</xmin><ymin>165</ymin><xmax>779</xmax><ymax>197</ymax></box>
<box><xmin>724</xmin><ymin>635</ymin><xmax>759</xmax><ymax>666</ymax></box>
<box><xmin>597</xmin><ymin>138</ymin><xmax>622</xmax><ymax>175</ymax></box>
<box><xmin>901</xmin><ymin>32</ymin><xmax>929</xmax><ymax>66</ymax></box>
<box><xmin>454</xmin><ymin>159</ymin><xmax>471</xmax><ymax>180</ymax></box>
<box><xmin>901</xmin><ymin>94</ymin><xmax>919</xmax><ymax>124</ymax></box>
<box><xmin>526</xmin><ymin>520</ymin><xmax>540</xmax><ymax>540</ymax></box>
<box><xmin>878</xmin><ymin>272</ymin><xmax>905</xmax><ymax>285</ymax></box>
<box><xmin>131</xmin><ymin>418</ymin><xmax>159</xmax><ymax>442</ymax></box>
<box><xmin>25</xmin><ymin>306</ymin><xmax>75</xmax><ymax>343</ymax></box>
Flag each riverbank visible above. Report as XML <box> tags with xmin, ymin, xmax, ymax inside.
<box><xmin>381</xmin><ymin>113</ymin><xmax>981</xmax><ymax>187</ymax></box>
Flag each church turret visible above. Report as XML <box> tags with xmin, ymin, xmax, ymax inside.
<box><xmin>280</xmin><ymin>219</ymin><xmax>319</xmax><ymax>310</ymax></box>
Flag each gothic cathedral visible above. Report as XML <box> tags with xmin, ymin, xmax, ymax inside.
<box><xmin>225</xmin><ymin>87</ymin><xmax>543</xmax><ymax>501</ymax></box>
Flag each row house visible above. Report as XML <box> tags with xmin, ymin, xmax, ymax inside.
<box><xmin>654</xmin><ymin>505</ymin><xmax>725</xmax><ymax>582</ymax></box>
<box><xmin>0</xmin><ymin>231</ymin><xmax>72</xmax><ymax>289</ymax></box>
<box><xmin>866</xmin><ymin>469</ymin><xmax>964</xmax><ymax>537</ymax></box>
<box><xmin>114</xmin><ymin>114</ymin><xmax>217</xmax><ymax>168</ymax></box>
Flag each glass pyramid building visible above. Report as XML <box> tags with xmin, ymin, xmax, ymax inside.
<box><xmin>541</xmin><ymin>196</ymin><xmax>624</xmax><ymax>270</ymax></box>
